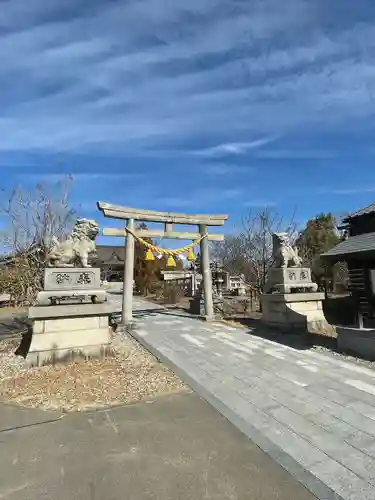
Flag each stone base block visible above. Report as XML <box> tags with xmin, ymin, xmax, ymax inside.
<box><xmin>29</xmin><ymin>303</ymin><xmax>115</xmax><ymax>320</ymax></box>
<box><xmin>27</xmin><ymin>303</ymin><xmax>114</xmax><ymax>367</ymax></box>
<box><xmin>29</xmin><ymin>327</ymin><xmax>110</xmax><ymax>351</ymax></box>
<box><xmin>26</xmin><ymin>345</ymin><xmax>114</xmax><ymax>367</ymax></box>
<box><xmin>261</xmin><ymin>292</ymin><xmax>335</xmax><ymax>335</ymax></box>
<box><xmin>36</xmin><ymin>289</ymin><xmax>107</xmax><ymax>306</ymax></box>
<box><xmin>337</xmin><ymin>326</ymin><xmax>375</xmax><ymax>360</ymax></box>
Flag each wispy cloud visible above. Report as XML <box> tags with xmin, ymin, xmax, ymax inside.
<box><xmin>252</xmin><ymin>150</ymin><xmax>339</xmax><ymax>160</ymax></box>
<box><xmin>156</xmin><ymin>188</ymin><xmax>243</xmax><ymax>209</ymax></box>
<box><xmin>2</xmin><ymin>0</ymin><xmax>375</xmax><ymax>232</ymax></box>
<box><xmin>191</xmin><ymin>138</ymin><xmax>276</xmax><ymax>158</ymax></box>
<box><xmin>203</xmin><ymin>164</ymin><xmax>255</xmax><ymax>175</ymax></box>
<box><xmin>17</xmin><ymin>172</ymin><xmax>142</xmax><ymax>183</ymax></box>
<box><xmin>244</xmin><ymin>200</ymin><xmax>277</xmax><ymax>208</ymax></box>
<box><xmin>319</xmin><ymin>186</ymin><xmax>375</xmax><ymax>196</ymax></box>
<box><xmin>0</xmin><ymin>0</ymin><xmax>374</xmax><ymax>155</ymax></box>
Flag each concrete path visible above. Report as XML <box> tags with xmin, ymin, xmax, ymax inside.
<box><xmin>122</xmin><ymin>298</ymin><xmax>375</xmax><ymax>500</ymax></box>
<box><xmin>0</xmin><ymin>404</ymin><xmax>62</xmax><ymax>433</ymax></box>
<box><xmin>0</xmin><ymin>392</ymin><xmax>316</xmax><ymax>500</ymax></box>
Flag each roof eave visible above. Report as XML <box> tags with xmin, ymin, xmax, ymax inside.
<box><xmin>321</xmin><ymin>252</ymin><xmax>346</xmax><ymax>262</ymax></box>
<box><xmin>322</xmin><ymin>249</ymin><xmax>375</xmax><ymax>261</ymax></box>
<box><xmin>343</xmin><ymin>209</ymin><xmax>375</xmax><ymax>222</ymax></box>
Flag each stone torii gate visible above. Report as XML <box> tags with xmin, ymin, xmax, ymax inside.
<box><xmin>97</xmin><ymin>202</ymin><xmax>228</xmax><ymax>325</ymax></box>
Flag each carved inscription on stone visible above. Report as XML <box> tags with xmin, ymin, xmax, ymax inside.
<box><xmin>264</xmin><ymin>267</ymin><xmax>317</xmax><ymax>294</ymax></box>
<box><xmin>77</xmin><ymin>272</ymin><xmax>92</xmax><ymax>285</ymax></box>
<box><xmin>300</xmin><ymin>270</ymin><xmax>308</xmax><ymax>281</ymax></box>
<box><xmin>55</xmin><ymin>273</ymin><xmax>70</xmax><ymax>285</ymax></box>
<box><xmin>44</xmin><ymin>267</ymin><xmax>100</xmax><ymax>291</ymax></box>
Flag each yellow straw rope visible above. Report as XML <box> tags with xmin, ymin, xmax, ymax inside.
<box><xmin>125</xmin><ymin>227</ymin><xmax>208</xmax><ymax>256</ymax></box>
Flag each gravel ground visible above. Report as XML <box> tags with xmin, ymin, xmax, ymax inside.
<box><xmin>0</xmin><ymin>331</ymin><xmax>188</xmax><ymax>412</ymax></box>
<box><xmin>311</xmin><ymin>343</ymin><xmax>375</xmax><ymax>369</ymax></box>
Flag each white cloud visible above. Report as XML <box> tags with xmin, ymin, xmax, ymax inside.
<box><xmin>156</xmin><ymin>188</ymin><xmax>243</xmax><ymax>209</ymax></box>
<box><xmin>191</xmin><ymin>138</ymin><xmax>276</xmax><ymax>157</ymax></box>
<box><xmin>252</xmin><ymin>150</ymin><xmax>339</xmax><ymax>160</ymax></box>
<box><xmin>244</xmin><ymin>200</ymin><xmax>277</xmax><ymax>208</ymax></box>
<box><xmin>319</xmin><ymin>186</ymin><xmax>375</xmax><ymax>196</ymax></box>
<box><xmin>0</xmin><ymin>0</ymin><xmax>374</xmax><ymax>155</ymax></box>
<box><xmin>204</xmin><ymin>164</ymin><xmax>255</xmax><ymax>175</ymax></box>
<box><xmin>152</xmin><ymin>197</ymin><xmax>193</xmax><ymax>209</ymax></box>
<box><xmin>17</xmin><ymin>172</ymin><xmax>141</xmax><ymax>183</ymax></box>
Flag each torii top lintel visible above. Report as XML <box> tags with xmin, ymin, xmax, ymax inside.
<box><xmin>97</xmin><ymin>201</ymin><xmax>228</xmax><ymax>227</ymax></box>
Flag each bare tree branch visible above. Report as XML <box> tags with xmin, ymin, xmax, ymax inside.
<box><xmin>212</xmin><ymin>207</ymin><xmax>298</xmax><ymax>292</ymax></box>
<box><xmin>0</xmin><ymin>176</ymin><xmax>75</xmax><ymax>306</ymax></box>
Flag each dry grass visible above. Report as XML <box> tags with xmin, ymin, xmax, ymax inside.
<box><xmin>0</xmin><ymin>333</ymin><xmax>188</xmax><ymax>412</ymax></box>
<box><xmin>221</xmin><ymin>319</ymin><xmax>246</xmax><ymax>329</ymax></box>
<box><xmin>0</xmin><ymin>306</ymin><xmax>27</xmax><ymax>317</ymax></box>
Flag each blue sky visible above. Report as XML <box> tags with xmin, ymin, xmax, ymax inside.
<box><xmin>1</xmin><ymin>0</ymin><xmax>375</xmax><ymax>245</ymax></box>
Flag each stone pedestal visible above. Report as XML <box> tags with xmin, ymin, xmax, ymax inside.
<box><xmin>27</xmin><ymin>303</ymin><xmax>114</xmax><ymax>366</ymax></box>
<box><xmin>264</xmin><ymin>268</ymin><xmax>318</xmax><ymax>294</ymax></box>
<box><xmin>37</xmin><ymin>267</ymin><xmax>105</xmax><ymax>305</ymax></box>
<box><xmin>27</xmin><ymin>268</ymin><xmax>114</xmax><ymax>366</ymax></box>
<box><xmin>261</xmin><ymin>292</ymin><xmax>335</xmax><ymax>335</ymax></box>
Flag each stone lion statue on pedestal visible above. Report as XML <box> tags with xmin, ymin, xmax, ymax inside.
<box><xmin>272</xmin><ymin>232</ymin><xmax>302</xmax><ymax>268</ymax></box>
<box><xmin>47</xmin><ymin>218</ymin><xmax>99</xmax><ymax>268</ymax></box>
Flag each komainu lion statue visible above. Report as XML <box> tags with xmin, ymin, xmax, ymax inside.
<box><xmin>272</xmin><ymin>232</ymin><xmax>302</xmax><ymax>268</ymax></box>
<box><xmin>47</xmin><ymin>219</ymin><xmax>99</xmax><ymax>268</ymax></box>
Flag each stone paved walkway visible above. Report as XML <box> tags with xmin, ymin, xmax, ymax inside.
<box><xmin>122</xmin><ymin>299</ymin><xmax>375</xmax><ymax>500</ymax></box>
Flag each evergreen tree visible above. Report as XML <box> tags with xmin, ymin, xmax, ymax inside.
<box><xmin>296</xmin><ymin>213</ymin><xmax>340</xmax><ymax>289</ymax></box>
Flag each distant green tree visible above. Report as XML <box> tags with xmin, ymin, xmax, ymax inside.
<box><xmin>296</xmin><ymin>213</ymin><xmax>340</xmax><ymax>290</ymax></box>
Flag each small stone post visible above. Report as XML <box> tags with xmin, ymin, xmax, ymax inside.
<box><xmin>357</xmin><ymin>310</ymin><xmax>364</xmax><ymax>329</ymax></box>
<box><xmin>199</xmin><ymin>224</ymin><xmax>214</xmax><ymax>320</ymax></box>
<box><xmin>122</xmin><ymin>218</ymin><xmax>135</xmax><ymax>326</ymax></box>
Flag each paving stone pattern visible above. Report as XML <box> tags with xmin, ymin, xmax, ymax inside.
<box><xmin>120</xmin><ymin>299</ymin><xmax>375</xmax><ymax>500</ymax></box>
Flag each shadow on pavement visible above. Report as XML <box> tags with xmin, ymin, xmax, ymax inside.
<box><xmin>234</xmin><ymin>316</ymin><xmax>338</xmax><ymax>352</ymax></box>
<box><xmin>133</xmin><ymin>307</ymin><xmax>198</xmax><ymax>321</ymax></box>
<box><xmin>112</xmin><ymin>301</ymin><xmax>339</xmax><ymax>354</ymax></box>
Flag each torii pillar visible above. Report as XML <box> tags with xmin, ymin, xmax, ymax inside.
<box><xmin>97</xmin><ymin>202</ymin><xmax>228</xmax><ymax>326</ymax></box>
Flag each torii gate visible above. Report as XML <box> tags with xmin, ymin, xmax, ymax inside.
<box><xmin>97</xmin><ymin>202</ymin><xmax>228</xmax><ymax>325</ymax></box>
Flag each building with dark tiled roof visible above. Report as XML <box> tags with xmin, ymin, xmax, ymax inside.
<box><xmin>343</xmin><ymin>202</ymin><xmax>375</xmax><ymax>220</ymax></box>
<box><xmin>92</xmin><ymin>245</ymin><xmax>125</xmax><ymax>281</ymax></box>
<box><xmin>322</xmin><ymin>202</ymin><xmax>375</xmax><ymax>323</ymax></box>
<box><xmin>94</xmin><ymin>245</ymin><xmax>148</xmax><ymax>282</ymax></box>
<box><xmin>94</xmin><ymin>244</ymin><xmax>182</xmax><ymax>290</ymax></box>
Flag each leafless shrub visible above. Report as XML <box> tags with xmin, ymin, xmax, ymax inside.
<box><xmin>162</xmin><ymin>282</ymin><xmax>185</xmax><ymax>305</ymax></box>
<box><xmin>0</xmin><ymin>177</ymin><xmax>75</xmax><ymax>306</ymax></box>
<box><xmin>213</xmin><ymin>207</ymin><xmax>297</xmax><ymax>293</ymax></box>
